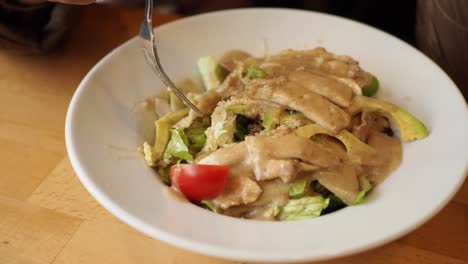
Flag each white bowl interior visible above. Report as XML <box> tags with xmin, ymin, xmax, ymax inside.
<box><xmin>66</xmin><ymin>9</ymin><xmax>468</xmax><ymax>263</ymax></box>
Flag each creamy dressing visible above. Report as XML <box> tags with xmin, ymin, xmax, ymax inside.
<box><xmin>247</xmin><ymin>78</ymin><xmax>351</xmax><ymax>132</ymax></box>
<box><xmin>315</xmin><ymin>164</ymin><xmax>360</xmax><ymax>204</ymax></box>
<box><xmin>288</xmin><ymin>71</ymin><xmax>353</xmax><ymax>107</ymax></box>
<box><xmin>218</xmin><ymin>50</ymin><xmax>252</xmax><ymax>72</ymax></box>
<box><xmin>366</xmin><ymin>131</ymin><xmax>403</xmax><ymax>184</ymax></box>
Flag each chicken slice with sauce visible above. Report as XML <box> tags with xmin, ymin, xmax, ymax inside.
<box><xmin>288</xmin><ymin>71</ymin><xmax>354</xmax><ymax>107</ymax></box>
<box><xmin>212</xmin><ymin>175</ymin><xmax>263</xmax><ymax>210</ymax></box>
<box><xmin>246</xmin><ymin>79</ymin><xmax>351</xmax><ymax>132</ymax></box>
<box><xmin>198</xmin><ymin>133</ymin><xmax>343</xmax><ymax>209</ymax></box>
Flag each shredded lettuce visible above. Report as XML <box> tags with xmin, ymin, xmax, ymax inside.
<box><xmin>263</xmin><ymin>205</ymin><xmax>281</xmax><ymax>219</ymax></box>
<box><xmin>271</xmin><ymin>206</ymin><xmax>281</xmax><ymax>217</ymax></box>
<box><xmin>279</xmin><ymin>196</ymin><xmax>330</xmax><ymax>221</ymax></box>
<box><xmin>288</xmin><ymin>177</ymin><xmax>309</xmax><ymax>198</ymax></box>
<box><xmin>163</xmin><ymin>129</ymin><xmax>193</xmax><ymax>162</ymax></box>
<box><xmin>142</xmin><ymin>109</ymin><xmax>189</xmax><ymax>167</ymax></box>
<box><xmin>202</xmin><ymin>109</ymin><xmax>236</xmax><ymax>152</ymax></box>
<box><xmin>246</xmin><ymin>66</ymin><xmax>268</xmax><ymax>79</ymax></box>
<box><xmin>261</xmin><ymin>108</ymin><xmax>282</xmax><ymax>131</ymax></box>
<box><xmin>214</xmin><ymin>112</ymin><xmax>234</xmax><ymax>139</ymax></box>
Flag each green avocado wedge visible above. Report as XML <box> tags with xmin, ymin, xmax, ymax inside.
<box><xmin>362</xmin><ymin>75</ymin><xmax>380</xmax><ymax>97</ymax></box>
<box><xmin>295</xmin><ymin>124</ymin><xmax>379</xmax><ymax>165</ymax></box>
<box><xmin>347</xmin><ymin>96</ymin><xmax>428</xmax><ymax>142</ymax></box>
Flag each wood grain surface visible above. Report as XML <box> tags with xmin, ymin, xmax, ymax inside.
<box><xmin>0</xmin><ymin>4</ymin><xmax>467</xmax><ymax>264</ymax></box>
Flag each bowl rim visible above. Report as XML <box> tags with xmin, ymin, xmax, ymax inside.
<box><xmin>65</xmin><ymin>7</ymin><xmax>468</xmax><ymax>263</ymax></box>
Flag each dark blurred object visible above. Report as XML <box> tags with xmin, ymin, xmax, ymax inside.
<box><xmin>416</xmin><ymin>0</ymin><xmax>468</xmax><ymax>98</ymax></box>
<box><xmin>301</xmin><ymin>0</ymin><xmax>417</xmax><ymax>44</ymax></box>
<box><xmin>177</xmin><ymin>0</ymin><xmax>468</xmax><ymax>98</ymax></box>
<box><xmin>0</xmin><ymin>0</ymin><xmax>76</xmax><ymax>53</ymax></box>
<box><xmin>1</xmin><ymin>0</ymin><xmax>466</xmax><ymax>99</ymax></box>
<box><xmin>176</xmin><ymin>0</ymin><xmax>417</xmax><ymax>44</ymax></box>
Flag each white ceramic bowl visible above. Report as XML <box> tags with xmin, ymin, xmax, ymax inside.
<box><xmin>65</xmin><ymin>8</ymin><xmax>468</xmax><ymax>263</ymax></box>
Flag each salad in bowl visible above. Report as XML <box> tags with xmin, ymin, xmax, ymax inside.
<box><xmin>140</xmin><ymin>47</ymin><xmax>428</xmax><ymax>221</ymax></box>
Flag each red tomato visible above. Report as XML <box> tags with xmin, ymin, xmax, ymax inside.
<box><xmin>170</xmin><ymin>164</ymin><xmax>229</xmax><ymax>201</ymax></box>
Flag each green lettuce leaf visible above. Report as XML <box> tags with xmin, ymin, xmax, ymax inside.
<box><xmin>163</xmin><ymin>129</ymin><xmax>193</xmax><ymax>162</ymax></box>
<box><xmin>246</xmin><ymin>66</ymin><xmax>268</xmax><ymax>79</ymax></box>
<box><xmin>261</xmin><ymin>108</ymin><xmax>282</xmax><ymax>131</ymax></box>
<box><xmin>185</xmin><ymin>126</ymin><xmax>207</xmax><ymax>151</ymax></box>
<box><xmin>202</xmin><ymin>109</ymin><xmax>237</xmax><ymax>152</ymax></box>
<box><xmin>279</xmin><ymin>196</ymin><xmax>330</xmax><ymax>221</ymax></box>
<box><xmin>142</xmin><ymin>109</ymin><xmax>189</xmax><ymax>167</ymax></box>
<box><xmin>288</xmin><ymin>177</ymin><xmax>309</xmax><ymax>198</ymax></box>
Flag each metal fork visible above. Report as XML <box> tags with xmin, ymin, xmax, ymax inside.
<box><xmin>139</xmin><ymin>0</ymin><xmax>203</xmax><ymax>116</ymax></box>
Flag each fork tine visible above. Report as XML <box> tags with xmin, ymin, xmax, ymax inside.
<box><xmin>139</xmin><ymin>0</ymin><xmax>203</xmax><ymax>116</ymax></box>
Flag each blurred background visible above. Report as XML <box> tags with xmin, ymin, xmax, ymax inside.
<box><xmin>1</xmin><ymin>0</ymin><xmax>466</xmax><ymax>96</ymax></box>
<box><xmin>116</xmin><ymin>0</ymin><xmax>468</xmax><ymax>98</ymax></box>
<box><xmin>121</xmin><ymin>0</ymin><xmax>468</xmax><ymax>97</ymax></box>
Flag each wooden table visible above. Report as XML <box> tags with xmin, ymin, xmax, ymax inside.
<box><xmin>0</xmin><ymin>4</ymin><xmax>467</xmax><ymax>264</ymax></box>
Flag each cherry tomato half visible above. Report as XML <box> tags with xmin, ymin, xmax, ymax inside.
<box><xmin>170</xmin><ymin>164</ymin><xmax>229</xmax><ymax>201</ymax></box>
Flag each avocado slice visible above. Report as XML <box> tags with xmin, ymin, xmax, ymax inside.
<box><xmin>197</xmin><ymin>56</ymin><xmax>227</xmax><ymax>91</ymax></box>
<box><xmin>295</xmin><ymin>124</ymin><xmax>380</xmax><ymax>165</ymax></box>
<box><xmin>362</xmin><ymin>75</ymin><xmax>380</xmax><ymax>97</ymax></box>
<box><xmin>347</xmin><ymin>96</ymin><xmax>428</xmax><ymax>142</ymax></box>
